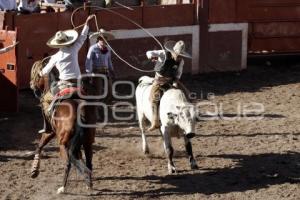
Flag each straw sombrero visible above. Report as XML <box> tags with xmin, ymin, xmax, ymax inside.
<box><xmin>47</xmin><ymin>30</ymin><xmax>78</xmax><ymax>48</ymax></box>
<box><xmin>164</xmin><ymin>40</ymin><xmax>192</xmax><ymax>58</ymax></box>
<box><xmin>89</xmin><ymin>29</ymin><xmax>115</xmax><ymax>44</ymax></box>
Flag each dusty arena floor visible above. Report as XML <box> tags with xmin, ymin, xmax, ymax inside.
<box><xmin>0</xmin><ymin>64</ymin><xmax>300</xmax><ymax>200</ymax></box>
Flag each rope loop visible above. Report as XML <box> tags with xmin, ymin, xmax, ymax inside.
<box><xmin>71</xmin><ymin>5</ymin><xmax>166</xmax><ymax>73</ymax></box>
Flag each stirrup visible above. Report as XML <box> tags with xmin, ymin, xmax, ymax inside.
<box><xmin>38</xmin><ymin>128</ymin><xmax>51</xmax><ymax>134</ymax></box>
<box><xmin>38</xmin><ymin>129</ymin><xmax>46</xmax><ymax>134</ymax></box>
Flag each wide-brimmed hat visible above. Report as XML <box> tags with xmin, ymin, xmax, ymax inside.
<box><xmin>164</xmin><ymin>40</ymin><xmax>191</xmax><ymax>58</ymax></box>
<box><xmin>89</xmin><ymin>29</ymin><xmax>115</xmax><ymax>42</ymax></box>
<box><xmin>47</xmin><ymin>30</ymin><xmax>78</xmax><ymax>48</ymax></box>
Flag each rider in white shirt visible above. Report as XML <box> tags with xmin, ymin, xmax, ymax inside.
<box><xmin>38</xmin><ymin>15</ymin><xmax>94</xmax><ymax>134</ymax></box>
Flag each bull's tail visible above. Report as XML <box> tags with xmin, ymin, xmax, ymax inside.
<box><xmin>68</xmin><ymin>124</ymin><xmax>91</xmax><ymax>181</ymax></box>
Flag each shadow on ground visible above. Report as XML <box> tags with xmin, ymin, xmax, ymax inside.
<box><xmin>89</xmin><ymin>152</ymin><xmax>300</xmax><ymax>197</ymax></box>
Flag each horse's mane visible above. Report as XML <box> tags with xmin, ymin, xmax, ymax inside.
<box><xmin>30</xmin><ymin>57</ymin><xmax>58</xmax><ymax>91</ymax></box>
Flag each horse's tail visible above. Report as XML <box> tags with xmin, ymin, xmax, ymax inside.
<box><xmin>68</xmin><ymin>124</ymin><xmax>91</xmax><ymax>179</ymax></box>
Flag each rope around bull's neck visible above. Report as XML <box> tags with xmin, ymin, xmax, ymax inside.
<box><xmin>71</xmin><ymin>5</ymin><xmax>166</xmax><ymax>73</ymax></box>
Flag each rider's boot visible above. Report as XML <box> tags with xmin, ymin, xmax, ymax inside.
<box><xmin>148</xmin><ymin>101</ymin><xmax>160</xmax><ymax>131</ymax></box>
<box><xmin>38</xmin><ymin>111</ymin><xmax>51</xmax><ymax>134</ymax></box>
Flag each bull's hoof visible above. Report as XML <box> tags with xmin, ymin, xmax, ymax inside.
<box><xmin>57</xmin><ymin>186</ymin><xmax>65</xmax><ymax>194</ymax></box>
<box><xmin>168</xmin><ymin>164</ymin><xmax>177</xmax><ymax>174</ymax></box>
<box><xmin>143</xmin><ymin>146</ymin><xmax>150</xmax><ymax>155</ymax></box>
<box><xmin>186</xmin><ymin>133</ymin><xmax>196</xmax><ymax>139</ymax></box>
<box><xmin>86</xmin><ymin>185</ymin><xmax>93</xmax><ymax>191</ymax></box>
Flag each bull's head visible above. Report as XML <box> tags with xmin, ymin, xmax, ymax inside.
<box><xmin>167</xmin><ymin>105</ymin><xmax>196</xmax><ymax>139</ymax></box>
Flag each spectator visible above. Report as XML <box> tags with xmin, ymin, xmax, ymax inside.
<box><xmin>85</xmin><ymin>29</ymin><xmax>115</xmax><ymax>101</ymax></box>
<box><xmin>0</xmin><ymin>0</ymin><xmax>17</xmax><ymax>11</ymax></box>
<box><xmin>18</xmin><ymin>0</ymin><xmax>41</xmax><ymax>14</ymax></box>
<box><xmin>88</xmin><ymin>0</ymin><xmax>106</xmax><ymax>7</ymax></box>
<box><xmin>63</xmin><ymin>0</ymin><xmax>84</xmax><ymax>9</ymax></box>
<box><xmin>44</xmin><ymin>0</ymin><xmax>56</xmax><ymax>3</ymax></box>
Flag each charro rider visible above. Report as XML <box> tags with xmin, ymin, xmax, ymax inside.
<box><xmin>37</xmin><ymin>15</ymin><xmax>94</xmax><ymax>134</ymax></box>
<box><xmin>146</xmin><ymin>40</ymin><xmax>191</xmax><ymax>131</ymax></box>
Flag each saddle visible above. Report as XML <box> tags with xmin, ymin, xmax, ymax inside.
<box><xmin>47</xmin><ymin>86</ymin><xmax>86</xmax><ymax>115</ymax></box>
<box><xmin>56</xmin><ymin>86</ymin><xmax>85</xmax><ymax>98</ymax></box>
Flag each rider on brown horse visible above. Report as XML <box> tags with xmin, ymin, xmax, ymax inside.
<box><xmin>38</xmin><ymin>15</ymin><xmax>94</xmax><ymax>134</ymax></box>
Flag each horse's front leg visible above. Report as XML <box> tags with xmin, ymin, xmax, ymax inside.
<box><xmin>161</xmin><ymin>126</ymin><xmax>176</xmax><ymax>174</ymax></box>
<box><xmin>184</xmin><ymin>136</ymin><xmax>198</xmax><ymax>170</ymax></box>
<box><xmin>31</xmin><ymin>132</ymin><xmax>55</xmax><ymax>178</ymax></box>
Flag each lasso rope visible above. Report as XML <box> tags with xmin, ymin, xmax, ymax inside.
<box><xmin>71</xmin><ymin>5</ymin><xmax>166</xmax><ymax>73</ymax></box>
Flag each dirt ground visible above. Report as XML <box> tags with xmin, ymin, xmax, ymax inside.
<box><xmin>0</xmin><ymin>63</ymin><xmax>300</xmax><ymax>200</ymax></box>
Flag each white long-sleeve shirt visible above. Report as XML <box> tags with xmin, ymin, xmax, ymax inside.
<box><xmin>41</xmin><ymin>25</ymin><xmax>89</xmax><ymax>80</ymax></box>
<box><xmin>146</xmin><ymin>49</ymin><xmax>184</xmax><ymax>80</ymax></box>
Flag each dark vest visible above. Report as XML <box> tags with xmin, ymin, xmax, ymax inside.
<box><xmin>154</xmin><ymin>52</ymin><xmax>180</xmax><ymax>78</ymax></box>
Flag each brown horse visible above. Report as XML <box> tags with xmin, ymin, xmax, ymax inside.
<box><xmin>29</xmin><ymin>59</ymin><xmax>96</xmax><ymax>194</ymax></box>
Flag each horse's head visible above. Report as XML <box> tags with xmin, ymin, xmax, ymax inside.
<box><xmin>167</xmin><ymin>104</ymin><xmax>196</xmax><ymax>139</ymax></box>
<box><xmin>30</xmin><ymin>59</ymin><xmax>50</xmax><ymax>98</ymax></box>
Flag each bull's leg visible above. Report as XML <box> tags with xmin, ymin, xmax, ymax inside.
<box><xmin>161</xmin><ymin>126</ymin><xmax>176</xmax><ymax>174</ymax></box>
<box><xmin>184</xmin><ymin>136</ymin><xmax>198</xmax><ymax>170</ymax></box>
<box><xmin>137</xmin><ymin>112</ymin><xmax>149</xmax><ymax>154</ymax></box>
<box><xmin>139</xmin><ymin>116</ymin><xmax>149</xmax><ymax>154</ymax></box>
<box><xmin>57</xmin><ymin>145</ymin><xmax>71</xmax><ymax>194</ymax></box>
<box><xmin>31</xmin><ymin>132</ymin><xmax>55</xmax><ymax>178</ymax></box>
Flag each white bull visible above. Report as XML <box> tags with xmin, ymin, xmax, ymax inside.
<box><xmin>136</xmin><ymin>76</ymin><xmax>198</xmax><ymax>174</ymax></box>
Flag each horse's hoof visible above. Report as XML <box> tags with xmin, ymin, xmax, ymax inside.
<box><xmin>57</xmin><ymin>186</ymin><xmax>65</xmax><ymax>194</ymax></box>
<box><xmin>31</xmin><ymin>170</ymin><xmax>40</xmax><ymax>179</ymax></box>
<box><xmin>191</xmin><ymin>164</ymin><xmax>199</xmax><ymax>170</ymax></box>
